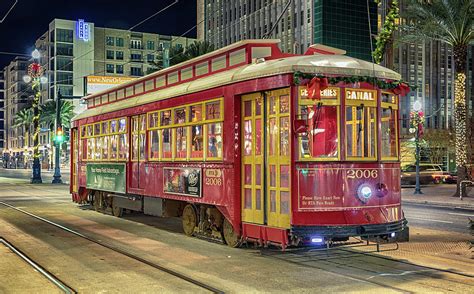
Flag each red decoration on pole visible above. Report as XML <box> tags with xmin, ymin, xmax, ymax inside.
<box><xmin>307</xmin><ymin>77</ymin><xmax>329</xmax><ymax>100</ymax></box>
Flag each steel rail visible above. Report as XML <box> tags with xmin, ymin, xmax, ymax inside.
<box><xmin>0</xmin><ymin>237</ymin><xmax>76</xmax><ymax>294</ymax></box>
<box><xmin>0</xmin><ymin>201</ymin><xmax>224</xmax><ymax>294</ymax></box>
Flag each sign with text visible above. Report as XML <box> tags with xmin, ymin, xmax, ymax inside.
<box><xmin>86</xmin><ymin>163</ymin><xmax>126</xmax><ymax>193</ymax></box>
<box><xmin>85</xmin><ymin>75</ymin><xmax>136</xmax><ymax>95</ymax></box>
<box><xmin>76</xmin><ymin>19</ymin><xmax>90</xmax><ymax>42</ymax></box>
<box><xmin>299</xmin><ymin>86</ymin><xmax>339</xmax><ymax>101</ymax></box>
<box><xmin>345</xmin><ymin>89</ymin><xmax>375</xmax><ymax>101</ymax></box>
<box><xmin>163</xmin><ymin>167</ymin><xmax>202</xmax><ymax>197</ymax></box>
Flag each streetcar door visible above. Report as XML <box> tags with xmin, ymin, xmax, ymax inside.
<box><xmin>242</xmin><ymin>93</ymin><xmax>264</xmax><ymax>224</ymax></box>
<box><xmin>130</xmin><ymin>114</ymin><xmax>146</xmax><ymax>190</ymax></box>
<box><xmin>71</xmin><ymin>128</ymin><xmax>78</xmax><ymax>193</ymax></box>
<box><xmin>241</xmin><ymin>89</ymin><xmax>291</xmax><ymax>229</ymax></box>
<box><xmin>266</xmin><ymin>89</ymin><xmax>291</xmax><ymax>229</ymax></box>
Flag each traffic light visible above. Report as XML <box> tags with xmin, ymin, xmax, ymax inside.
<box><xmin>54</xmin><ymin>127</ymin><xmax>64</xmax><ymax>144</ymax></box>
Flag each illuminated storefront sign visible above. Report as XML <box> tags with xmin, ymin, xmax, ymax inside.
<box><xmin>76</xmin><ymin>19</ymin><xmax>90</xmax><ymax>41</ymax></box>
<box><xmin>345</xmin><ymin>89</ymin><xmax>375</xmax><ymax>101</ymax></box>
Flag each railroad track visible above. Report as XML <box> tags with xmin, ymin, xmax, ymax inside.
<box><xmin>0</xmin><ymin>237</ymin><xmax>76</xmax><ymax>294</ymax></box>
<box><xmin>0</xmin><ymin>201</ymin><xmax>224</xmax><ymax>294</ymax></box>
<box><xmin>260</xmin><ymin>245</ymin><xmax>474</xmax><ymax>293</ymax></box>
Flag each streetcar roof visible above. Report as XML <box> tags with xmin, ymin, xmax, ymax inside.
<box><xmin>73</xmin><ymin>53</ymin><xmax>401</xmax><ymax>121</ymax></box>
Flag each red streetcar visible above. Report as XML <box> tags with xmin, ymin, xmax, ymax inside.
<box><xmin>70</xmin><ymin>40</ymin><xmax>408</xmax><ymax>248</ymax></box>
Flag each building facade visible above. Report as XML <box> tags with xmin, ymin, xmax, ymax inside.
<box><xmin>0</xmin><ymin>70</ymin><xmax>5</xmax><ymax>152</ymax></box>
<box><xmin>197</xmin><ymin>0</ymin><xmax>377</xmax><ymax>61</ymax></box>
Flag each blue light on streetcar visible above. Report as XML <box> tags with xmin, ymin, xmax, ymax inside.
<box><xmin>311</xmin><ymin>237</ymin><xmax>324</xmax><ymax>244</ymax></box>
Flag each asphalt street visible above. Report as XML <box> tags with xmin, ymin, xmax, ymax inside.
<box><xmin>403</xmin><ymin>203</ymin><xmax>474</xmax><ymax>234</ymax></box>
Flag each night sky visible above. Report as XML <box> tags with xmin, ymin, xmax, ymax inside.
<box><xmin>0</xmin><ymin>0</ymin><xmax>196</xmax><ymax>68</ymax></box>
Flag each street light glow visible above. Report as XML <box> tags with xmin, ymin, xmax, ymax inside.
<box><xmin>413</xmin><ymin>100</ymin><xmax>422</xmax><ymax>111</ymax></box>
<box><xmin>22</xmin><ymin>75</ymin><xmax>32</xmax><ymax>83</ymax></box>
<box><xmin>32</xmin><ymin>49</ymin><xmax>41</xmax><ymax>59</ymax></box>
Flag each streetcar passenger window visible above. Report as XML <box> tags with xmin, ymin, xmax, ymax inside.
<box><xmin>94</xmin><ymin>123</ymin><xmax>101</xmax><ymax>136</ymax></box>
<box><xmin>118</xmin><ymin>118</ymin><xmax>127</xmax><ymax>132</ymax></box>
<box><xmin>206</xmin><ymin>101</ymin><xmax>220</xmax><ymax>120</ymax></box>
<box><xmin>95</xmin><ymin>137</ymin><xmax>102</xmax><ymax>160</ymax></box>
<box><xmin>346</xmin><ymin>106</ymin><xmax>377</xmax><ymax>159</ymax></box>
<box><xmin>148</xmin><ymin>112</ymin><xmax>159</xmax><ymax>128</ymax></box>
<box><xmin>161</xmin><ymin>129</ymin><xmax>172</xmax><ymax>158</ymax></box>
<box><xmin>110</xmin><ymin>135</ymin><xmax>118</xmax><ymax>160</ymax></box>
<box><xmin>175</xmin><ymin>127</ymin><xmax>187</xmax><ymax>158</ymax></box>
<box><xmin>174</xmin><ymin>107</ymin><xmax>186</xmax><ymax>124</ymax></box>
<box><xmin>207</xmin><ymin>122</ymin><xmax>222</xmax><ymax>158</ymax></box>
<box><xmin>102</xmin><ymin>136</ymin><xmax>109</xmax><ymax>160</ymax></box>
<box><xmin>88</xmin><ymin>138</ymin><xmax>95</xmax><ymax>160</ymax></box>
<box><xmin>299</xmin><ymin>106</ymin><xmax>338</xmax><ymax>159</ymax></box>
<box><xmin>149</xmin><ymin>130</ymin><xmax>160</xmax><ymax>159</ymax></box>
<box><xmin>191</xmin><ymin>125</ymin><xmax>203</xmax><ymax>158</ymax></box>
<box><xmin>102</xmin><ymin>121</ymin><xmax>109</xmax><ymax>135</ymax></box>
<box><xmin>190</xmin><ymin>104</ymin><xmax>202</xmax><ymax>122</ymax></box>
<box><xmin>87</xmin><ymin>125</ymin><xmax>93</xmax><ymax>137</ymax></box>
<box><xmin>110</xmin><ymin>120</ymin><xmax>117</xmax><ymax>133</ymax></box>
<box><xmin>161</xmin><ymin>110</ymin><xmax>171</xmax><ymax>126</ymax></box>
<box><xmin>381</xmin><ymin>107</ymin><xmax>398</xmax><ymax>159</ymax></box>
<box><xmin>118</xmin><ymin>134</ymin><xmax>128</xmax><ymax>160</ymax></box>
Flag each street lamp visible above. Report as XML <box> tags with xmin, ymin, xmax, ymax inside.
<box><xmin>410</xmin><ymin>100</ymin><xmax>424</xmax><ymax>194</ymax></box>
<box><xmin>52</xmin><ymin>90</ymin><xmax>63</xmax><ymax>184</ymax></box>
<box><xmin>23</xmin><ymin>49</ymin><xmax>47</xmax><ymax>184</ymax></box>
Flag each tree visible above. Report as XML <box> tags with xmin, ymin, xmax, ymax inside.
<box><xmin>39</xmin><ymin>100</ymin><xmax>75</xmax><ymax>129</ymax></box>
<box><xmin>422</xmin><ymin>129</ymin><xmax>454</xmax><ymax>165</ymax></box>
<box><xmin>148</xmin><ymin>41</ymin><xmax>215</xmax><ymax>72</ymax></box>
<box><xmin>401</xmin><ymin>0</ymin><xmax>474</xmax><ymax>195</ymax></box>
<box><xmin>12</xmin><ymin>108</ymin><xmax>33</xmax><ymax>146</ymax></box>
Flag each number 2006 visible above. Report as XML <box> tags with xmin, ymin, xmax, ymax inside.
<box><xmin>346</xmin><ymin>169</ymin><xmax>378</xmax><ymax>179</ymax></box>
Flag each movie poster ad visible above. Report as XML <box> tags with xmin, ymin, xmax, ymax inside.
<box><xmin>163</xmin><ymin>167</ymin><xmax>201</xmax><ymax>197</ymax></box>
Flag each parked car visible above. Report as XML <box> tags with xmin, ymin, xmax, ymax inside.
<box><xmin>401</xmin><ymin>164</ymin><xmax>445</xmax><ymax>185</ymax></box>
<box><xmin>443</xmin><ymin>170</ymin><xmax>458</xmax><ymax>184</ymax></box>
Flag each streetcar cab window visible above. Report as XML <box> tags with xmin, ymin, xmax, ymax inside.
<box><xmin>161</xmin><ymin>110</ymin><xmax>172</xmax><ymax>159</ymax></box>
<box><xmin>206</xmin><ymin>100</ymin><xmax>223</xmax><ymax>159</ymax></box>
<box><xmin>190</xmin><ymin>104</ymin><xmax>203</xmax><ymax>158</ymax></box>
<box><xmin>298</xmin><ymin>87</ymin><xmax>340</xmax><ymax>160</ymax></box>
<box><xmin>345</xmin><ymin>89</ymin><xmax>377</xmax><ymax>160</ymax></box>
<box><xmin>381</xmin><ymin>93</ymin><xmax>398</xmax><ymax>160</ymax></box>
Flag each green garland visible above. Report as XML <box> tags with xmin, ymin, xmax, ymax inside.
<box><xmin>373</xmin><ymin>0</ymin><xmax>399</xmax><ymax>64</ymax></box>
<box><xmin>293</xmin><ymin>71</ymin><xmax>415</xmax><ymax>91</ymax></box>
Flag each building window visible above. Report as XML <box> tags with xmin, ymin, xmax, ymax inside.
<box><xmin>106</xmin><ymin>50</ymin><xmax>114</xmax><ymax>59</ymax></box>
<box><xmin>56</xmin><ymin>29</ymin><xmax>73</xmax><ymax>43</ymax></box>
<box><xmin>131</xmin><ymin>53</ymin><xmax>142</xmax><ymax>61</ymax></box>
<box><xmin>130</xmin><ymin>67</ymin><xmax>142</xmax><ymax>76</ymax></box>
<box><xmin>131</xmin><ymin>40</ymin><xmax>142</xmax><ymax>49</ymax></box>
<box><xmin>116</xmin><ymin>37</ymin><xmax>124</xmax><ymax>47</ymax></box>
<box><xmin>116</xmin><ymin>65</ymin><xmax>124</xmax><ymax>74</ymax></box>
<box><xmin>57</xmin><ymin>72</ymin><xmax>73</xmax><ymax>85</ymax></box>
<box><xmin>56</xmin><ymin>43</ymin><xmax>73</xmax><ymax>56</ymax></box>
<box><xmin>147</xmin><ymin>54</ymin><xmax>154</xmax><ymax>62</ymax></box>
<box><xmin>106</xmin><ymin>64</ymin><xmax>114</xmax><ymax>73</ymax></box>
<box><xmin>116</xmin><ymin>51</ymin><xmax>124</xmax><ymax>60</ymax></box>
<box><xmin>106</xmin><ymin>36</ymin><xmax>115</xmax><ymax>46</ymax></box>
<box><xmin>147</xmin><ymin>40</ymin><xmax>155</xmax><ymax>50</ymax></box>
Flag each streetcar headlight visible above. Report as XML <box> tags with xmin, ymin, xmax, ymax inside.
<box><xmin>390</xmin><ymin>232</ymin><xmax>396</xmax><ymax>238</ymax></box>
<box><xmin>311</xmin><ymin>236</ymin><xmax>324</xmax><ymax>245</ymax></box>
<box><xmin>357</xmin><ymin>184</ymin><xmax>373</xmax><ymax>203</ymax></box>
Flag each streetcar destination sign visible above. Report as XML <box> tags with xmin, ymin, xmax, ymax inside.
<box><xmin>345</xmin><ymin>89</ymin><xmax>375</xmax><ymax>101</ymax></box>
<box><xmin>86</xmin><ymin>163</ymin><xmax>126</xmax><ymax>193</ymax></box>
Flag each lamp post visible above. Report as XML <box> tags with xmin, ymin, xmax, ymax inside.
<box><xmin>411</xmin><ymin>101</ymin><xmax>424</xmax><ymax>194</ymax></box>
<box><xmin>52</xmin><ymin>90</ymin><xmax>63</xmax><ymax>184</ymax></box>
<box><xmin>23</xmin><ymin>49</ymin><xmax>46</xmax><ymax>184</ymax></box>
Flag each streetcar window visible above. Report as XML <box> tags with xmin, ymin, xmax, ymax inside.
<box><xmin>299</xmin><ymin>106</ymin><xmax>338</xmax><ymax>159</ymax></box>
<box><xmin>110</xmin><ymin>120</ymin><xmax>117</xmax><ymax>133</ymax></box>
<box><xmin>174</xmin><ymin>108</ymin><xmax>187</xmax><ymax>124</ymax></box>
<box><xmin>118</xmin><ymin>134</ymin><xmax>128</xmax><ymax>160</ymax></box>
<box><xmin>80</xmin><ymin>126</ymin><xmax>86</xmax><ymax>138</ymax></box>
<box><xmin>190</xmin><ymin>104</ymin><xmax>203</xmax><ymax>122</ymax></box>
<box><xmin>206</xmin><ymin>101</ymin><xmax>221</xmax><ymax>120</ymax></box>
<box><xmin>148</xmin><ymin>112</ymin><xmax>159</xmax><ymax>128</ymax></box>
<box><xmin>95</xmin><ymin>137</ymin><xmax>102</xmax><ymax>160</ymax></box>
<box><xmin>88</xmin><ymin>138</ymin><xmax>95</xmax><ymax>160</ymax></box>
<box><xmin>149</xmin><ymin>130</ymin><xmax>160</xmax><ymax>159</ymax></box>
<box><xmin>102</xmin><ymin>121</ymin><xmax>109</xmax><ymax>135</ymax></box>
<box><xmin>94</xmin><ymin>123</ymin><xmax>101</xmax><ymax>136</ymax></box>
<box><xmin>345</xmin><ymin>106</ymin><xmax>377</xmax><ymax>159</ymax></box>
<box><xmin>161</xmin><ymin>129</ymin><xmax>172</xmax><ymax>159</ymax></box>
<box><xmin>381</xmin><ymin>107</ymin><xmax>398</xmax><ymax>159</ymax></box>
<box><xmin>175</xmin><ymin>127</ymin><xmax>187</xmax><ymax>158</ymax></box>
<box><xmin>191</xmin><ymin>125</ymin><xmax>203</xmax><ymax>158</ymax></box>
<box><xmin>161</xmin><ymin>110</ymin><xmax>171</xmax><ymax>126</ymax></box>
<box><xmin>102</xmin><ymin>136</ymin><xmax>109</xmax><ymax>160</ymax></box>
<box><xmin>139</xmin><ymin>133</ymin><xmax>146</xmax><ymax>160</ymax></box>
<box><xmin>118</xmin><ymin>118</ymin><xmax>127</xmax><ymax>133</ymax></box>
<box><xmin>110</xmin><ymin>135</ymin><xmax>118</xmax><ymax>160</ymax></box>
<box><xmin>132</xmin><ymin>134</ymin><xmax>139</xmax><ymax>160</ymax></box>
<box><xmin>207</xmin><ymin>122</ymin><xmax>222</xmax><ymax>158</ymax></box>
<box><xmin>81</xmin><ymin>139</ymin><xmax>87</xmax><ymax>160</ymax></box>
<box><xmin>87</xmin><ymin>125</ymin><xmax>93</xmax><ymax>137</ymax></box>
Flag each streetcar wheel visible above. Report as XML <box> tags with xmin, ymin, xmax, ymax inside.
<box><xmin>182</xmin><ymin>204</ymin><xmax>197</xmax><ymax>236</ymax></box>
<box><xmin>222</xmin><ymin>219</ymin><xmax>241</xmax><ymax>248</ymax></box>
<box><xmin>93</xmin><ymin>192</ymin><xmax>102</xmax><ymax>212</ymax></box>
<box><xmin>111</xmin><ymin>200</ymin><xmax>123</xmax><ymax>217</ymax></box>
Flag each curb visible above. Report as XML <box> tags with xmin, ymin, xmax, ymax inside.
<box><xmin>402</xmin><ymin>199</ymin><xmax>474</xmax><ymax>211</ymax></box>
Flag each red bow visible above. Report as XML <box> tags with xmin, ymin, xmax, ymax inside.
<box><xmin>307</xmin><ymin>77</ymin><xmax>329</xmax><ymax>100</ymax></box>
<box><xmin>393</xmin><ymin>82</ymin><xmax>410</xmax><ymax>96</ymax></box>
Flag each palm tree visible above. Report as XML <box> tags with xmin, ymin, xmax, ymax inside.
<box><xmin>183</xmin><ymin>40</ymin><xmax>215</xmax><ymax>60</ymax></box>
<box><xmin>12</xmin><ymin>108</ymin><xmax>33</xmax><ymax>147</ymax></box>
<box><xmin>39</xmin><ymin>100</ymin><xmax>75</xmax><ymax>129</ymax></box>
<box><xmin>401</xmin><ymin>0</ymin><xmax>474</xmax><ymax>195</ymax></box>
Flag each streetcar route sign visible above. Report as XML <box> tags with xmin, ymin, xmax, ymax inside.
<box><xmin>86</xmin><ymin>163</ymin><xmax>126</xmax><ymax>194</ymax></box>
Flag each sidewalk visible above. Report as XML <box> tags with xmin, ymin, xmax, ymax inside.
<box><xmin>402</xmin><ymin>184</ymin><xmax>474</xmax><ymax>210</ymax></box>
